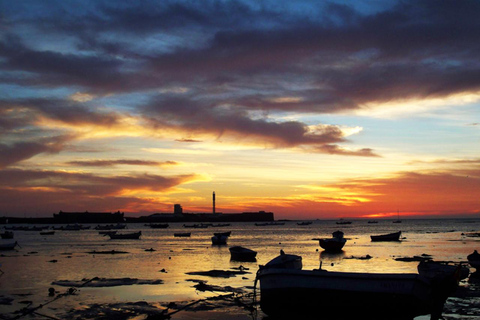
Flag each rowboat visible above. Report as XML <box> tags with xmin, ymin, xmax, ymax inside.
<box><xmin>0</xmin><ymin>241</ymin><xmax>18</xmax><ymax>250</ymax></box>
<box><xmin>371</xmin><ymin>231</ymin><xmax>402</xmax><ymax>242</ymax></box>
<box><xmin>148</xmin><ymin>223</ymin><xmax>169</xmax><ymax>229</ymax></box>
<box><xmin>108</xmin><ymin>231</ymin><xmax>141</xmax><ymax>240</ymax></box>
<box><xmin>174</xmin><ymin>232</ymin><xmax>191</xmax><ymax>237</ymax></box>
<box><xmin>214</xmin><ymin>231</ymin><xmax>231</xmax><ymax>237</ymax></box>
<box><xmin>1</xmin><ymin>231</ymin><xmax>14</xmax><ymax>239</ymax></box>
<box><xmin>318</xmin><ymin>230</ymin><xmax>346</xmax><ymax>252</ymax></box>
<box><xmin>229</xmin><ymin>246</ymin><xmax>257</xmax><ymax>261</ymax></box>
<box><xmin>257</xmin><ymin>252</ymin><xmax>463</xmax><ymax>319</ymax></box>
<box><xmin>255</xmin><ymin>222</ymin><xmax>285</xmax><ymax>226</ymax></box>
<box><xmin>211</xmin><ymin>234</ymin><xmax>228</xmax><ymax>245</ymax></box>
<box><xmin>95</xmin><ymin>223</ymin><xmax>127</xmax><ymax>230</ymax></box>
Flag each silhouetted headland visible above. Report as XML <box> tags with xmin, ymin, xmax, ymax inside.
<box><xmin>0</xmin><ymin>207</ymin><xmax>274</xmax><ymax>224</ymax></box>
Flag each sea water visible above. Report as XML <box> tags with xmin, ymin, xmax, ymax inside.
<box><xmin>0</xmin><ymin>219</ymin><xmax>479</xmax><ymax>318</ymax></box>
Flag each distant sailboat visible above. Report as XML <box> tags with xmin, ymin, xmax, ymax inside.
<box><xmin>393</xmin><ymin>210</ymin><xmax>402</xmax><ymax>223</ymax></box>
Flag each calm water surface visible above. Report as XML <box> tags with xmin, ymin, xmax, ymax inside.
<box><xmin>1</xmin><ymin>219</ymin><xmax>479</xmax><ymax>318</ymax></box>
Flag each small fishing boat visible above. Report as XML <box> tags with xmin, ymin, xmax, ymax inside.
<box><xmin>318</xmin><ymin>230</ymin><xmax>346</xmax><ymax>252</ymax></box>
<box><xmin>297</xmin><ymin>221</ymin><xmax>312</xmax><ymax>226</ymax></box>
<box><xmin>40</xmin><ymin>231</ymin><xmax>55</xmax><ymax>235</ymax></box>
<box><xmin>257</xmin><ymin>251</ymin><xmax>463</xmax><ymax>319</ymax></box>
<box><xmin>211</xmin><ymin>234</ymin><xmax>228</xmax><ymax>245</ymax></box>
<box><xmin>393</xmin><ymin>210</ymin><xmax>402</xmax><ymax>223</ymax></box>
<box><xmin>214</xmin><ymin>231</ymin><xmax>231</xmax><ymax>237</ymax></box>
<box><xmin>95</xmin><ymin>223</ymin><xmax>127</xmax><ymax>230</ymax></box>
<box><xmin>0</xmin><ymin>241</ymin><xmax>18</xmax><ymax>251</ymax></box>
<box><xmin>99</xmin><ymin>230</ymin><xmax>117</xmax><ymax>236</ymax></box>
<box><xmin>1</xmin><ymin>231</ymin><xmax>14</xmax><ymax>239</ymax></box>
<box><xmin>87</xmin><ymin>250</ymin><xmax>129</xmax><ymax>254</ymax></box>
<box><xmin>183</xmin><ymin>223</ymin><xmax>209</xmax><ymax>228</ymax></box>
<box><xmin>370</xmin><ymin>231</ymin><xmax>402</xmax><ymax>242</ymax></box>
<box><xmin>212</xmin><ymin>223</ymin><xmax>230</xmax><ymax>227</ymax></box>
<box><xmin>229</xmin><ymin>246</ymin><xmax>257</xmax><ymax>261</ymax></box>
<box><xmin>149</xmin><ymin>223</ymin><xmax>169</xmax><ymax>229</ymax></box>
<box><xmin>108</xmin><ymin>231</ymin><xmax>141</xmax><ymax>240</ymax></box>
<box><xmin>255</xmin><ymin>222</ymin><xmax>285</xmax><ymax>226</ymax></box>
<box><xmin>336</xmin><ymin>219</ymin><xmax>352</xmax><ymax>225</ymax></box>
<box><xmin>174</xmin><ymin>232</ymin><xmax>191</xmax><ymax>237</ymax></box>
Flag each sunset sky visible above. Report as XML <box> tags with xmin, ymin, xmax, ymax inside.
<box><xmin>1</xmin><ymin>0</ymin><xmax>479</xmax><ymax>219</ymax></box>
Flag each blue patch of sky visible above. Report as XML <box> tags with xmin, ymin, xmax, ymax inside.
<box><xmin>298</xmin><ymin>110</ymin><xmax>480</xmax><ymax>159</ymax></box>
<box><xmin>0</xmin><ymin>83</ymin><xmax>75</xmax><ymax>100</ymax></box>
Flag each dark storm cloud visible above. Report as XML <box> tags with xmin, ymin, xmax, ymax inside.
<box><xmin>2</xmin><ymin>0</ymin><xmax>479</xmax><ymax>102</ymax></box>
<box><xmin>142</xmin><ymin>95</ymin><xmax>346</xmax><ymax>148</ymax></box>
<box><xmin>2</xmin><ymin>0</ymin><xmax>480</xmax><ymax>154</ymax></box>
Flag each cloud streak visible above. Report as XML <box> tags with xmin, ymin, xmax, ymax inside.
<box><xmin>0</xmin><ymin>168</ymin><xmax>204</xmax><ymax>214</ymax></box>
<box><xmin>67</xmin><ymin>159</ymin><xmax>179</xmax><ymax>167</ymax></box>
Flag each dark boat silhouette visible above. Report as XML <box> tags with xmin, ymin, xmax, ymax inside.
<box><xmin>229</xmin><ymin>246</ymin><xmax>257</xmax><ymax>261</ymax></box>
<box><xmin>257</xmin><ymin>252</ymin><xmax>464</xmax><ymax>319</ymax></box>
<box><xmin>371</xmin><ymin>231</ymin><xmax>402</xmax><ymax>242</ymax></box>
<box><xmin>318</xmin><ymin>230</ymin><xmax>346</xmax><ymax>252</ymax></box>
<box><xmin>108</xmin><ymin>231</ymin><xmax>141</xmax><ymax>239</ymax></box>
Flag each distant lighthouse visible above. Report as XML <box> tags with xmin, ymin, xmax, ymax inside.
<box><xmin>212</xmin><ymin>191</ymin><xmax>216</xmax><ymax>214</ymax></box>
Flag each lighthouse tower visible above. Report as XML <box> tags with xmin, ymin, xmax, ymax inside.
<box><xmin>212</xmin><ymin>191</ymin><xmax>216</xmax><ymax>214</ymax></box>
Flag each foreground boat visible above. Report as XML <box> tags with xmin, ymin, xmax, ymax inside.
<box><xmin>108</xmin><ymin>231</ymin><xmax>141</xmax><ymax>240</ymax></box>
<box><xmin>229</xmin><ymin>246</ymin><xmax>257</xmax><ymax>261</ymax></box>
<box><xmin>371</xmin><ymin>231</ymin><xmax>402</xmax><ymax>242</ymax></box>
<box><xmin>257</xmin><ymin>252</ymin><xmax>463</xmax><ymax>319</ymax></box>
<box><xmin>318</xmin><ymin>230</ymin><xmax>346</xmax><ymax>252</ymax></box>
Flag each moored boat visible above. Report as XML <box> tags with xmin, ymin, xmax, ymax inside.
<box><xmin>229</xmin><ymin>246</ymin><xmax>257</xmax><ymax>261</ymax></box>
<box><xmin>371</xmin><ymin>231</ymin><xmax>402</xmax><ymax>242</ymax></box>
<box><xmin>214</xmin><ymin>231</ymin><xmax>231</xmax><ymax>237</ymax></box>
<box><xmin>255</xmin><ymin>222</ymin><xmax>285</xmax><ymax>226</ymax></box>
<box><xmin>95</xmin><ymin>223</ymin><xmax>127</xmax><ymax>230</ymax></box>
<box><xmin>297</xmin><ymin>221</ymin><xmax>312</xmax><ymax>225</ymax></box>
<box><xmin>149</xmin><ymin>223</ymin><xmax>169</xmax><ymax>229</ymax></box>
<box><xmin>318</xmin><ymin>230</ymin><xmax>346</xmax><ymax>252</ymax></box>
<box><xmin>1</xmin><ymin>231</ymin><xmax>14</xmax><ymax>239</ymax></box>
<box><xmin>257</xmin><ymin>252</ymin><xmax>463</xmax><ymax>319</ymax></box>
<box><xmin>0</xmin><ymin>241</ymin><xmax>19</xmax><ymax>251</ymax></box>
<box><xmin>174</xmin><ymin>232</ymin><xmax>191</xmax><ymax>237</ymax></box>
<box><xmin>211</xmin><ymin>234</ymin><xmax>228</xmax><ymax>245</ymax></box>
<box><xmin>108</xmin><ymin>231</ymin><xmax>141</xmax><ymax>240</ymax></box>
